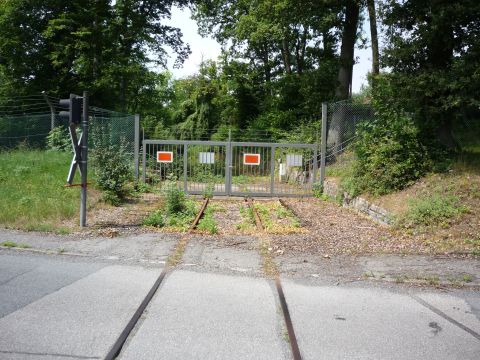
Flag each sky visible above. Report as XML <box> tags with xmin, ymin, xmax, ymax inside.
<box><xmin>165</xmin><ymin>7</ymin><xmax>372</xmax><ymax>94</ymax></box>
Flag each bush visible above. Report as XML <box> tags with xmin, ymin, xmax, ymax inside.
<box><xmin>312</xmin><ymin>182</ymin><xmax>323</xmax><ymax>198</ymax></box>
<box><xmin>399</xmin><ymin>194</ymin><xmax>469</xmax><ymax>227</ymax></box>
<box><xmin>347</xmin><ymin>111</ymin><xmax>431</xmax><ymax>196</ymax></box>
<box><xmin>46</xmin><ymin>127</ymin><xmax>70</xmax><ymax>152</ymax></box>
<box><xmin>90</xmin><ymin>145</ymin><xmax>132</xmax><ymax>205</ymax></box>
<box><xmin>162</xmin><ymin>175</ymin><xmax>186</xmax><ymax>214</ymax></box>
<box><xmin>143</xmin><ymin>210</ymin><xmax>165</xmax><ymax>227</ymax></box>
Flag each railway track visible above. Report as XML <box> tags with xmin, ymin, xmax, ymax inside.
<box><xmin>105</xmin><ymin>197</ymin><xmax>210</xmax><ymax>360</ymax></box>
<box><xmin>245</xmin><ymin>197</ymin><xmax>303</xmax><ymax>360</ymax></box>
<box><xmin>107</xmin><ymin>197</ymin><xmax>302</xmax><ymax>360</ymax></box>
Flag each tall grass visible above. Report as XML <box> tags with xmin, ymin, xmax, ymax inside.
<box><xmin>0</xmin><ymin>150</ymin><xmax>82</xmax><ymax>231</ymax></box>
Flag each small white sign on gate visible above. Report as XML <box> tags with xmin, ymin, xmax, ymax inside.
<box><xmin>286</xmin><ymin>154</ymin><xmax>302</xmax><ymax>167</ymax></box>
<box><xmin>199</xmin><ymin>152</ymin><xmax>215</xmax><ymax>164</ymax></box>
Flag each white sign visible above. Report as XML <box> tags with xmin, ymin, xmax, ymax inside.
<box><xmin>199</xmin><ymin>152</ymin><xmax>215</xmax><ymax>164</ymax></box>
<box><xmin>286</xmin><ymin>154</ymin><xmax>302</xmax><ymax>167</ymax></box>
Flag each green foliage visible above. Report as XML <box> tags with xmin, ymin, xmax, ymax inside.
<box><xmin>380</xmin><ymin>0</ymin><xmax>480</xmax><ymax>150</ymax></box>
<box><xmin>398</xmin><ymin>194</ymin><xmax>469</xmax><ymax>227</ymax></box>
<box><xmin>46</xmin><ymin>127</ymin><xmax>70</xmax><ymax>152</ymax></box>
<box><xmin>202</xmin><ymin>183</ymin><xmax>215</xmax><ymax>199</ymax></box>
<box><xmin>237</xmin><ymin>205</ymin><xmax>256</xmax><ymax>230</ymax></box>
<box><xmin>133</xmin><ymin>181</ymin><xmax>155</xmax><ymax>194</ymax></box>
<box><xmin>347</xmin><ymin>107</ymin><xmax>431</xmax><ymax>196</ymax></box>
<box><xmin>90</xmin><ymin>145</ymin><xmax>132</xmax><ymax>205</ymax></box>
<box><xmin>0</xmin><ymin>150</ymin><xmax>86</xmax><ymax>230</ymax></box>
<box><xmin>197</xmin><ymin>207</ymin><xmax>218</xmax><ymax>234</ymax></box>
<box><xmin>162</xmin><ymin>175</ymin><xmax>186</xmax><ymax>215</ymax></box>
<box><xmin>143</xmin><ymin>210</ymin><xmax>165</xmax><ymax>228</ymax></box>
<box><xmin>312</xmin><ymin>182</ymin><xmax>323</xmax><ymax>198</ymax></box>
<box><xmin>0</xmin><ymin>1</ymin><xmax>188</xmax><ymax>113</ymax></box>
<box><xmin>1</xmin><ymin>241</ymin><xmax>17</xmax><ymax>248</ymax></box>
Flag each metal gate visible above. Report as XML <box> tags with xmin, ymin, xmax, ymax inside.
<box><xmin>142</xmin><ymin>140</ymin><xmax>317</xmax><ymax>197</ymax></box>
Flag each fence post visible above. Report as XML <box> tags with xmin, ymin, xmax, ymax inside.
<box><xmin>225</xmin><ymin>140</ymin><xmax>232</xmax><ymax>196</ymax></box>
<box><xmin>142</xmin><ymin>140</ymin><xmax>146</xmax><ymax>183</ymax></box>
<box><xmin>134</xmin><ymin>114</ymin><xmax>140</xmax><ymax>181</ymax></box>
<box><xmin>270</xmin><ymin>145</ymin><xmax>275</xmax><ymax>194</ymax></box>
<box><xmin>80</xmin><ymin>91</ymin><xmax>89</xmax><ymax>228</ymax></box>
<box><xmin>42</xmin><ymin>91</ymin><xmax>55</xmax><ymax>130</ymax></box>
<box><xmin>183</xmin><ymin>144</ymin><xmax>188</xmax><ymax>192</ymax></box>
<box><xmin>320</xmin><ymin>102</ymin><xmax>328</xmax><ymax>187</ymax></box>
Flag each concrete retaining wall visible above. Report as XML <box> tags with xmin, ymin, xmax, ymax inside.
<box><xmin>323</xmin><ymin>180</ymin><xmax>392</xmax><ymax>225</ymax></box>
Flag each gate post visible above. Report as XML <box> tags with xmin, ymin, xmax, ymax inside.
<box><xmin>142</xmin><ymin>140</ymin><xmax>146</xmax><ymax>183</ymax></box>
<box><xmin>183</xmin><ymin>143</ymin><xmax>188</xmax><ymax>192</ymax></box>
<box><xmin>225</xmin><ymin>141</ymin><xmax>232</xmax><ymax>195</ymax></box>
<box><xmin>134</xmin><ymin>114</ymin><xmax>140</xmax><ymax>181</ymax></box>
<box><xmin>320</xmin><ymin>102</ymin><xmax>328</xmax><ymax>187</ymax></box>
<box><xmin>270</xmin><ymin>145</ymin><xmax>275</xmax><ymax>195</ymax></box>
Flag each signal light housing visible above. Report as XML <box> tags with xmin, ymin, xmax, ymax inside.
<box><xmin>59</xmin><ymin>94</ymin><xmax>82</xmax><ymax>124</ymax></box>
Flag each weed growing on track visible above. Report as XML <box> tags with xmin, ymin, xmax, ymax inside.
<box><xmin>254</xmin><ymin>202</ymin><xmax>302</xmax><ymax>234</ymax></box>
<box><xmin>237</xmin><ymin>205</ymin><xmax>256</xmax><ymax>231</ymax></box>
<box><xmin>143</xmin><ymin>181</ymin><xmax>199</xmax><ymax>232</ymax></box>
<box><xmin>197</xmin><ymin>205</ymin><xmax>218</xmax><ymax>235</ymax></box>
<box><xmin>143</xmin><ymin>199</ymin><xmax>198</xmax><ymax>232</ymax></box>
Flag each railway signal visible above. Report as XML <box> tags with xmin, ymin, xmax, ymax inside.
<box><xmin>59</xmin><ymin>94</ymin><xmax>82</xmax><ymax>124</ymax></box>
<box><xmin>59</xmin><ymin>92</ymin><xmax>89</xmax><ymax>227</ymax></box>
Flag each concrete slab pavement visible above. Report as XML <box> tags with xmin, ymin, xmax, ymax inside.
<box><xmin>415</xmin><ymin>292</ymin><xmax>480</xmax><ymax>335</ymax></box>
<box><xmin>0</xmin><ymin>264</ymin><xmax>162</xmax><ymax>359</ymax></box>
<box><xmin>282</xmin><ymin>281</ymin><xmax>480</xmax><ymax>360</ymax></box>
<box><xmin>0</xmin><ymin>254</ymin><xmax>105</xmax><ymax>318</ymax></box>
<box><xmin>119</xmin><ymin>270</ymin><xmax>290</xmax><ymax>360</ymax></box>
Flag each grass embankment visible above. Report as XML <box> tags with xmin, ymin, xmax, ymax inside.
<box><xmin>0</xmin><ymin>150</ymin><xmax>91</xmax><ymax>233</ymax></box>
<box><xmin>325</xmin><ymin>147</ymin><xmax>480</xmax><ymax>255</ymax></box>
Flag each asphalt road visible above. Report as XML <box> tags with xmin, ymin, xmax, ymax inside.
<box><xmin>0</xmin><ymin>250</ymin><xmax>479</xmax><ymax>360</ymax></box>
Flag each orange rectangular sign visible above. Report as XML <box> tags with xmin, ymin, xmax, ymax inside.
<box><xmin>157</xmin><ymin>151</ymin><xmax>173</xmax><ymax>163</ymax></box>
<box><xmin>243</xmin><ymin>153</ymin><xmax>260</xmax><ymax>165</ymax></box>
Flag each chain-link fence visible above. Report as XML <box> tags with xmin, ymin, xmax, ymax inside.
<box><xmin>319</xmin><ymin>100</ymin><xmax>480</xmax><ymax>185</ymax></box>
<box><xmin>320</xmin><ymin>101</ymin><xmax>374</xmax><ymax>180</ymax></box>
<box><xmin>0</xmin><ymin>94</ymin><xmax>137</xmax><ymax>170</ymax></box>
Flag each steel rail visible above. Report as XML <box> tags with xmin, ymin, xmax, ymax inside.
<box><xmin>104</xmin><ymin>197</ymin><xmax>210</xmax><ymax>359</ymax></box>
<box><xmin>245</xmin><ymin>197</ymin><xmax>303</xmax><ymax>360</ymax></box>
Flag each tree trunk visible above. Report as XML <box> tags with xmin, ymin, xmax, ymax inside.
<box><xmin>335</xmin><ymin>1</ymin><xmax>360</xmax><ymax>99</ymax></box>
<box><xmin>295</xmin><ymin>27</ymin><xmax>308</xmax><ymax>75</ymax></box>
<box><xmin>261</xmin><ymin>45</ymin><xmax>271</xmax><ymax>83</ymax></box>
<box><xmin>367</xmin><ymin>0</ymin><xmax>379</xmax><ymax>77</ymax></box>
<box><xmin>281</xmin><ymin>38</ymin><xmax>292</xmax><ymax>74</ymax></box>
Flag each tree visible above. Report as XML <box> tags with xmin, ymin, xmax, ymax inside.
<box><xmin>0</xmin><ymin>0</ymin><xmax>190</xmax><ymax>114</ymax></box>
<box><xmin>380</xmin><ymin>0</ymin><xmax>480</xmax><ymax>150</ymax></box>
<box><xmin>335</xmin><ymin>0</ymin><xmax>360</xmax><ymax>100</ymax></box>
<box><xmin>367</xmin><ymin>0</ymin><xmax>379</xmax><ymax>77</ymax></box>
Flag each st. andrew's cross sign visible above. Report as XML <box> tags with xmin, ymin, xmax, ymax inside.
<box><xmin>59</xmin><ymin>92</ymin><xmax>89</xmax><ymax>227</ymax></box>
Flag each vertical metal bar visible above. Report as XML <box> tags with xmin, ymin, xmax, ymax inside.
<box><xmin>313</xmin><ymin>147</ymin><xmax>318</xmax><ymax>185</ymax></box>
<box><xmin>80</xmin><ymin>92</ymin><xmax>89</xmax><ymax>228</ymax></box>
<box><xmin>142</xmin><ymin>140</ymin><xmax>146</xmax><ymax>183</ymax></box>
<box><xmin>270</xmin><ymin>145</ymin><xmax>275</xmax><ymax>195</ymax></box>
<box><xmin>320</xmin><ymin>102</ymin><xmax>328</xmax><ymax>187</ymax></box>
<box><xmin>134</xmin><ymin>114</ymin><xmax>140</xmax><ymax>181</ymax></box>
<box><xmin>184</xmin><ymin>144</ymin><xmax>188</xmax><ymax>193</ymax></box>
<box><xmin>225</xmin><ymin>141</ymin><xmax>232</xmax><ymax>195</ymax></box>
